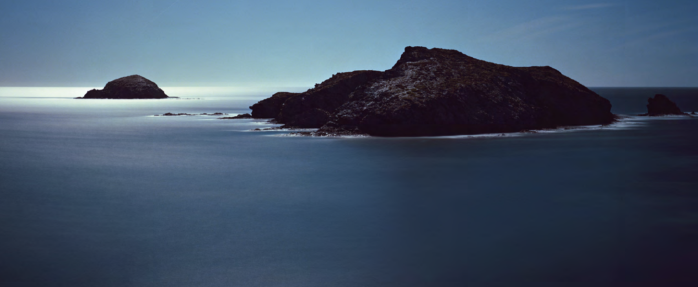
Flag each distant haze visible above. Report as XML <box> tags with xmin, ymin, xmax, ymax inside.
<box><xmin>1</xmin><ymin>0</ymin><xmax>697</xmax><ymax>87</ymax></box>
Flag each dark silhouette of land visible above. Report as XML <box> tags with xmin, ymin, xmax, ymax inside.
<box><xmin>642</xmin><ymin>94</ymin><xmax>686</xmax><ymax>116</ymax></box>
<box><xmin>80</xmin><ymin>75</ymin><xmax>168</xmax><ymax>99</ymax></box>
<box><xmin>250</xmin><ymin>46</ymin><xmax>614</xmax><ymax>136</ymax></box>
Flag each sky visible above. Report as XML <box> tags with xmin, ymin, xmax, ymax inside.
<box><xmin>0</xmin><ymin>0</ymin><xmax>697</xmax><ymax>87</ymax></box>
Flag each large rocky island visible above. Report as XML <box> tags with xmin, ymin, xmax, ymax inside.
<box><xmin>250</xmin><ymin>46</ymin><xmax>615</xmax><ymax>137</ymax></box>
<box><xmin>80</xmin><ymin>75</ymin><xmax>169</xmax><ymax>99</ymax></box>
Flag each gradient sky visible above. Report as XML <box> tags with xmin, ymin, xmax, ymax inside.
<box><xmin>1</xmin><ymin>0</ymin><xmax>696</xmax><ymax>87</ymax></box>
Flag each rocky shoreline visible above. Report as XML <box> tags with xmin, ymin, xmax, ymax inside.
<box><xmin>154</xmin><ymin>112</ymin><xmax>260</xmax><ymax>119</ymax></box>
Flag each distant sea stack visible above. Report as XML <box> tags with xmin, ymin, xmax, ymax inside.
<box><xmin>81</xmin><ymin>75</ymin><xmax>168</xmax><ymax>99</ymax></box>
<box><xmin>644</xmin><ymin>94</ymin><xmax>685</xmax><ymax>116</ymax></box>
<box><xmin>250</xmin><ymin>46</ymin><xmax>614</xmax><ymax>137</ymax></box>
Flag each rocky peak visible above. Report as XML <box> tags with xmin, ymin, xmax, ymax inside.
<box><xmin>104</xmin><ymin>75</ymin><xmax>157</xmax><ymax>90</ymax></box>
<box><xmin>393</xmin><ymin>46</ymin><xmax>473</xmax><ymax>66</ymax></box>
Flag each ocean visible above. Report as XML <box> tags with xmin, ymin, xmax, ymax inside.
<box><xmin>1</xmin><ymin>87</ymin><xmax>697</xmax><ymax>286</ymax></box>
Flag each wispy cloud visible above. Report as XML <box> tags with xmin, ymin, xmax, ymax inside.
<box><xmin>563</xmin><ymin>3</ymin><xmax>616</xmax><ymax>11</ymax></box>
<box><xmin>610</xmin><ymin>26</ymin><xmax>698</xmax><ymax>51</ymax></box>
<box><xmin>623</xmin><ymin>18</ymin><xmax>695</xmax><ymax>39</ymax></box>
<box><xmin>479</xmin><ymin>16</ymin><xmax>580</xmax><ymax>43</ymax></box>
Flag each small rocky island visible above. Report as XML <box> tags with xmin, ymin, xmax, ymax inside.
<box><xmin>79</xmin><ymin>75</ymin><xmax>168</xmax><ymax>99</ymax></box>
<box><xmin>249</xmin><ymin>46</ymin><xmax>615</xmax><ymax>136</ymax></box>
<box><xmin>642</xmin><ymin>94</ymin><xmax>686</xmax><ymax>116</ymax></box>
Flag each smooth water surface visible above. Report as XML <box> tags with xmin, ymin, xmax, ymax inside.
<box><xmin>1</xmin><ymin>88</ymin><xmax>697</xmax><ymax>286</ymax></box>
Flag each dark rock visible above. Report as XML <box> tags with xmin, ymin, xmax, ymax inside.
<box><xmin>249</xmin><ymin>92</ymin><xmax>298</xmax><ymax>118</ymax></box>
<box><xmin>219</xmin><ymin>113</ymin><xmax>252</xmax><ymax>119</ymax></box>
<box><xmin>314</xmin><ymin>46</ymin><xmax>614</xmax><ymax>136</ymax></box>
<box><xmin>157</xmin><ymin>112</ymin><xmax>232</xmax><ymax>117</ymax></box>
<box><xmin>81</xmin><ymin>75</ymin><xmax>168</xmax><ymax>99</ymax></box>
<box><xmin>646</xmin><ymin>94</ymin><xmax>684</xmax><ymax>116</ymax></box>
<box><xmin>248</xmin><ymin>71</ymin><xmax>383</xmax><ymax>127</ymax></box>
<box><xmin>285</xmin><ymin>108</ymin><xmax>332</xmax><ymax>127</ymax></box>
<box><xmin>250</xmin><ymin>46</ymin><xmax>615</xmax><ymax>137</ymax></box>
<box><xmin>275</xmin><ymin>71</ymin><xmax>383</xmax><ymax>128</ymax></box>
<box><xmin>158</xmin><ymin>112</ymin><xmax>194</xmax><ymax>116</ymax></box>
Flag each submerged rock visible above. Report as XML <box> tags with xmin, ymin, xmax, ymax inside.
<box><xmin>81</xmin><ymin>75</ymin><xmax>168</xmax><ymax>99</ymax></box>
<box><xmin>645</xmin><ymin>94</ymin><xmax>684</xmax><ymax>116</ymax></box>
<box><xmin>251</xmin><ymin>46</ymin><xmax>614</xmax><ymax>137</ymax></box>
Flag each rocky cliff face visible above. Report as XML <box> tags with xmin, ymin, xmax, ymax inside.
<box><xmin>82</xmin><ymin>75</ymin><xmax>168</xmax><ymax>99</ymax></box>
<box><xmin>250</xmin><ymin>46</ymin><xmax>615</xmax><ymax>136</ymax></box>
<box><xmin>250</xmin><ymin>92</ymin><xmax>298</xmax><ymax>118</ymax></box>
<box><xmin>275</xmin><ymin>71</ymin><xmax>383</xmax><ymax>128</ymax></box>
<box><xmin>316</xmin><ymin>47</ymin><xmax>614</xmax><ymax>136</ymax></box>
<box><xmin>249</xmin><ymin>71</ymin><xmax>383</xmax><ymax>127</ymax></box>
<box><xmin>646</xmin><ymin>94</ymin><xmax>684</xmax><ymax>116</ymax></box>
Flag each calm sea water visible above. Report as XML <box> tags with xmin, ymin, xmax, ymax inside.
<box><xmin>1</xmin><ymin>87</ymin><xmax>697</xmax><ymax>286</ymax></box>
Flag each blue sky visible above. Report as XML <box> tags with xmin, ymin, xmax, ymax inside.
<box><xmin>1</xmin><ymin>0</ymin><xmax>696</xmax><ymax>87</ymax></box>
